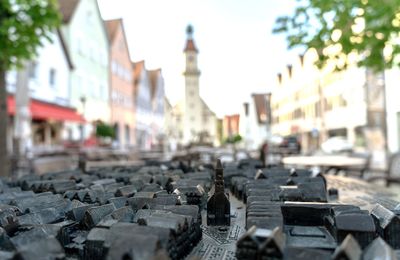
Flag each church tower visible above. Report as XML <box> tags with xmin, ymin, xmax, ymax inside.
<box><xmin>183</xmin><ymin>25</ymin><xmax>201</xmax><ymax>143</ymax></box>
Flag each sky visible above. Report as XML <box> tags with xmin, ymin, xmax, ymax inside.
<box><xmin>98</xmin><ymin>0</ymin><xmax>298</xmax><ymax>118</ymax></box>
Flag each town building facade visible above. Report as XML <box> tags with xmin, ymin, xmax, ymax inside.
<box><xmin>164</xmin><ymin>97</ymin><xmax>184</xmax><ymax>151</ymax></box>
<box><xmin>133</xmin><ymin>61</ymin><xmax>152</xmax><ymax>150</ymax></box>
<box><xmin>133</xmin><ymin>61</ymin><xmax>166</xmax><ymax>150</ymax></box>
<box><xmin>270</xmin><ymin>49</ymin><xmax>368</xmax><ymax>153</ymax></box>
<box><xmin>148</xmin><ymin>69</ymin><xmax>165</xmax><ymax>149</ymax></box>
<box><xmin>222</xmin><ymin>114</ymin><xmax>240</xmax><ymax>141</ymax></box>
<box><xmin>6</xmin><ymin>29</ymin><xmax>80</xmax><ymax>153</ymax></box>
<box><xmin>59</xmin><ymin>0</ymin><xmax>110</xmax><ymax>141</ymax></box>
<box><xmin>239</xmin><ymin>94</ymin><xmax>271</xmax><ymax>150</ymax></box>
<box><xmin>105</xmin><ymin>19</ymin><xmax>135</xmax><ymax>149</ymax></box>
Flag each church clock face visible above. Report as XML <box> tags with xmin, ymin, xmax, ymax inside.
<box><xmin>188</xmin><ymin>55</ymin><xmax>194</xmax><ymax>62</ymax></box>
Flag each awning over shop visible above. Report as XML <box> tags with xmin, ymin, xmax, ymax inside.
<box><xmin>7</xmin><ymin>95</ymin><xmax>85</xmax><ymax>123</ymax></box>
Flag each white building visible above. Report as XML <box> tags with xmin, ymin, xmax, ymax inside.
<box><xmin>133</xmin><ymin>61</ymin><xmax>153</xmax><ymax>150</ymax></box>
<box><xmin>239</xmin><ymin>94</ymin><xmax>271</xmax><ymax>150</ymax></box>
<box><xmin>164</xmin><ymin>97</ymin><xmax>181</xmax><ymax>151</ymax></box>
<box><xmin>148</xmin><ymin>69</ymin><xmax>165</xmax><ymax>149</ymax></box>
<box><xmin>270</xmin><ymin>49</ymin><xmax>382</xmax><ymax>154</ymax></box>
<box><xmin>59</xmin><ymin>0</ymin><xmax>110</xmax><ymax>141</ymax></box>
<box><xmin>171</xmin><ymin>25</ymin><xmax>218</xmax><ymax>146</ymax></box>
<box><xmin>7</xmin><ymin>30</ymin><xmax>72</xmax><ymax>106</ymax></box>
<box><xmin>133</xmin><ymin>62</ymin><xmax>166</xmax><ymax>150</ymax></box>
<box><xmin>6</xmin><ymin>30</ymin><xmax>79</xmax><ymax>151</ymax></box>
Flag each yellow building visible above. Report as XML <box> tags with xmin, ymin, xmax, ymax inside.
<box><xmin>271</xmin><ymin>49</ymin><xmax>368</xmax><ymax>153</ymax></box>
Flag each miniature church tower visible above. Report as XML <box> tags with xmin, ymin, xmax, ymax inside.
<box><xmin>207</xmin><ymin>159</ymin><xmax>231</xmax><ymax>226</ymax></box>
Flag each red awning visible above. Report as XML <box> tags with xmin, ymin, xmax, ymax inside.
<box><xmin>7</xmin><ymin>95</ymin><xmax>16</xmax><ymax>115</ymax></box>
<box><xmin>7</xmin><ymin>95</ymin><xmax>85</xmax><ymax>123</ymax></box>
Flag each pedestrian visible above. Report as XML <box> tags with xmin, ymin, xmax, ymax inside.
<box><xmin>259</xmin><ymin>141</ymin><xmax>268</xmax><ymax>167</ymax></box>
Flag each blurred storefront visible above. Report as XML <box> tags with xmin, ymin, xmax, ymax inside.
<box><xmin>6</xmin><ymin>95</ymin><xmax>84</xmax><ymax>152</ymax></box>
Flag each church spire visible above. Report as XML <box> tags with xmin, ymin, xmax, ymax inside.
<box><xmin>186</xmin><ymin>24</ymin><xmax>193</xmax><ymax>39</ymax></box>
<box><xmin>184</xmin><ymin>24</ymin><xmax>198</xmax><ymax>53</ymax></box>
<box><xmin>215</xmin><ymin>159</ymin><xmax>225</xmax><ymax>194</ymax></box>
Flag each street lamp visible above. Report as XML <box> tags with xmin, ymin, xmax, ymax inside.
<box><xmin>79</xmin><ymin>96</ymin><xmax>86</xmax><ymax>142</ymax></box>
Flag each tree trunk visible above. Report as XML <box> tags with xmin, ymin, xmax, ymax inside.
<box><xmin>0</xmin><ymin>67</ymin><xmax>9</xmax><ymax>177</ymax></box>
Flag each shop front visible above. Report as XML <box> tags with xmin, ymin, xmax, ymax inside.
<box><xmin>7</xmin><ymin>95</ymin><xmax>84</xmax><ymax>150</ymax></box>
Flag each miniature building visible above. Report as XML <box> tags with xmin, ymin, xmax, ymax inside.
<box><xmin>207</xmin><ymin>159</ymin><xmax>230</xmax><ymax>226</ymax></box>
<box><xmin>332</xmin><ymin>234</ymin><xmax>362</xmax><ymax>260</ymax></box>
<box><xmin>4</xmin><ymin>151</ymin><xmax>400</xmax><ymax>259</ymax></box>
<box><xmin>370</xmin><ymin>204</ymin><xmax>400</xmax><ymax>249</ymax></box>
<box><xmin>236</xmin><ymin>226</ymin><xmax>285</xmax><ymax>259</ymax></box>
<box><xmin>363</xmin><ymin>237</ymin><xmax>397</xmax><ymax>259</ymax></box>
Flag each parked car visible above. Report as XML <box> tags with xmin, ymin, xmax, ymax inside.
<box><xmin>321</xmin><ymin>136</ymin><xmax>353</xmax><ymax>154</ymax></box>
<box><xmin>279</xmin><ymin>135</ymin><xmax>301</xmax><ymax>154</ymax></box>
<box><xmin>268</xmin><ymin>135</ymin><xmax>301</xmax><ymax>154</ymax></box>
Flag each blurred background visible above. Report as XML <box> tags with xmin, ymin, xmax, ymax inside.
<box><xmin>1</xmin><ymin>0</ymin><xmax>400</xmax><ymax>183</ymax></box>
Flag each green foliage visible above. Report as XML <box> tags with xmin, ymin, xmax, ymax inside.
<box><xmin>96</xmin><ymin>122</ymin><xmax>115</xmax><ymax>138</ymax></box>
<box><xmin>273</xmin><ymin>0</ymin><xmax>400</xmax><ymax>72</ymax></box>
<box><xmin>0</xmin><ymin>0</ymin><xmax>61</xmax><ymax>69</ymax></box>
<box><xmin>225</xmin><ymin>134</ymin><xmax>242</xmax><ymax>144</ymax></box>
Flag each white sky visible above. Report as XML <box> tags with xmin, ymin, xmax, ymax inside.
<box><xmin>98</xmin><ymin>0</ymin><xmax>298</xmax><ymax>118</ymax></box>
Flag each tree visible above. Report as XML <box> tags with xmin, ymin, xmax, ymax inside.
<box><xmin>96</xmin><ymin>122</ymin><xmax>115</xmax><ymax>139</ymax></box>
<box><xmin>224</xmin><ymin>134</ymin><xmax>242</xmax><ymax>144</ymax></box>
<box><xmin>273</xmin><ymin>0</ymin><xmax>400</xmax><ymax>72</ymax></box>
<box><xmin>0</xmin><ymin>0</ymin><xmax>60</xmax><ymax>176</ymax></box>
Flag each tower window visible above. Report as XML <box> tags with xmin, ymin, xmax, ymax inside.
<box><xmin>188</xmin><ymin>55</ymin><xmax>194</xmax><ymax>62</ymax></box>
